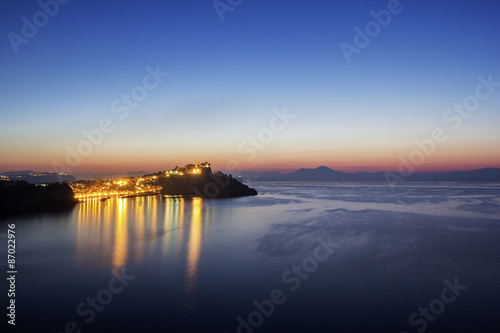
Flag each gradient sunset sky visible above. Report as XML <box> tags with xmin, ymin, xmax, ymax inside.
<box><xmin>1</xmin><ymin>0</ymin><xmax>499</xmax><ymax>174</ymax></box>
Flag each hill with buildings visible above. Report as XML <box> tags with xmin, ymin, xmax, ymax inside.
<box><xmin>67</xmin><ymin>162</ymin><xmax>257</xmax><ymax>200</ymax></box>
<box><xmin>156</xmin><ymin>162</ymin><xmax>257</xmax><ymax>198</ymax></box>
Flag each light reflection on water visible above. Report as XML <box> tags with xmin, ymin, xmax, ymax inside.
<box><xmin>12</xmin><ymin>182</ymin><xmax>500</xmax><ymax>332</ymax></box>
<box><xmin>184</xmin><ymin>197</ymin><xmax>203</xmax><ymax>310</ymax></box>
<box><xmin>75</xmin><ymin>195</ymin><xmax>205</xmax><ymax>298</ymax></box>
<box><xmin>113</xmin><ymin>198</ymin><xmax>127</xmax><ymax>268</ymax></box>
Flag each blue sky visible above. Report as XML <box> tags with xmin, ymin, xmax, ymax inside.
<box><xmin>1</xmin><ymin>0</ymin><xmax>499</xmax><ymax>173</ymax></box>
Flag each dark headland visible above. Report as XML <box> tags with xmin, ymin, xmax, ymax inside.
<box><xmin>0</xmin><ymin>180</ymin><xmax>78</xmax><ymax>218</ymax></box>
<box><xmin>154</xmin><ymin>162</ymin><xmax>258</xmax><ymax>198</ymax></box>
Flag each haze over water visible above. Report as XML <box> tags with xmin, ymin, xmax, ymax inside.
<box><xmin>6</xmin><ymin>182</ymin><xmax>500</xmax><ymax>332</ymax></box>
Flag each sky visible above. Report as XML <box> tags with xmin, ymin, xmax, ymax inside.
<box><xmin>0</xmin><ymin>0</ymin><xmax>499</xmax><ymax>174</ymax></box>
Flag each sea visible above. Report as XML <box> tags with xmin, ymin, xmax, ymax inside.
<box><xmin>2</xmin><ymin>181</ymin><xmax>500</xmax><ymax>332</ymax></box>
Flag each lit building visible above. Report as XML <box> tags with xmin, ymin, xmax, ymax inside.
<box><xmin>165</xmin><ymin>162</ymin><xmax>211</xmax><ymax>176</ymax></box>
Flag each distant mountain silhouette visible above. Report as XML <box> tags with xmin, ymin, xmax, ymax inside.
<box><xmin>288</xmin><ymin>166</ymin><xmax>344</xmax><ymax>180</ymax></box>
<box><xmin>236</xmin><ymin>167</ymin><xmax>500</xmax><ymax>182</ymax></box>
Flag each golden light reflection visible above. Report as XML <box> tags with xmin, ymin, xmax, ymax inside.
<box><xmin>177</xmin><ymin>197</ymin><xmax>185</xmax><ymax>253</ymax></box>
<box><xmin>75</xmin><ymin>197</ymin><xmax>129</xmax><ymax>269</ymax></box>
<box><xmin>112</xmin><ymin>198</ymin><xmax>128</xmax><ymax>269</ymax></box>
<box><xmin>76</xmin><ymin>199</ymin><xmax>108</xmax><ymax>266</ymax></box>
<box><xmin>102</xmin><ymin>199</ymin><xmax>113</xmax><ymax>260</ymax></box>
<box><xmin>74</xmin><ymin>195</ymin><xmax>206</xmax><ymax>279</ymax></box>
<box><xmin>134</xmin><ymin>197</ymin><xmax>145</xmax><ymax>263</ymax></box>
<box><xmin>162</xmin><ymin>197</ymin><xmax>186</xmax><ymax>256</ymax></box>
<box><xmin>183</xmin><ymin>197</ymin><xmax>203</xmax><ymax>309</ymax></box>
<box><xmin>148</xmin><ymin>197</ymin><xmax>158</xmax><ymax>258</ymax></box>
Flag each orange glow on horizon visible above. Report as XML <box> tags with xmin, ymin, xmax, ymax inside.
<box><xmin>2</xmin><ymin>142</ymin><xmax>499</xmax><ymax>175</ymax></box>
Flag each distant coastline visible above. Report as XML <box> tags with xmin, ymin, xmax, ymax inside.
<box><xmin>236</xmin><ymin>167</ymin><xmax>500</xmax><ymax>182</ymax></box>
<box><xmin>3</xmin><ymin>167</ymin><xmax>500</xmax><ymax>184</ymax></box>
<box><xmin>2</xmin><ymin>167</ymin><xmax>500</xmax><ymax>184</ymax></box>
<box><xmin>2</xmin><ymin>166</ymin><xmax>498</xmax><ymax>218</ymax></box>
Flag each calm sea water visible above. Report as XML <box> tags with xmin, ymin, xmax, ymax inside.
<box><xmin>2</xmin><ymin>182</ymin><xmax>500</xmax><ymax>332</ymax></box>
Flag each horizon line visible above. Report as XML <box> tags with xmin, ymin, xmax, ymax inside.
<box><xmin>2</xmin><ymin>166</ymin><xmax>499</xmax><ymax>176</ymax></box>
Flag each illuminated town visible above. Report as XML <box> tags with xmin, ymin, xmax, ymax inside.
<box><xmin>69</xmin><ymin>162</ymin><xmax>213</xmax><ymax>200</ymax></box>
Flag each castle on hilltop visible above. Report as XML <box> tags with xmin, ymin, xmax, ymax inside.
<box><xmin>165</xmin><ymin>162</ymin><xmax>212</xmax><ymax>176</ymax></box>
<box><xmin>159</xmin><ymin>161</ymin><xmax>257</xmax><ymax>198</ymax></box>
